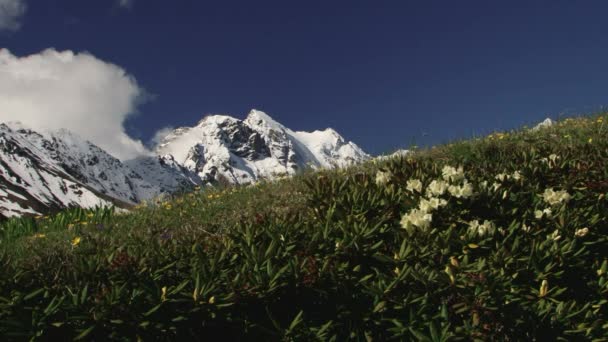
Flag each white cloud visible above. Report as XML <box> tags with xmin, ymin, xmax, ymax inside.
<box><xmin>0</xmin><ymin>0</ymin><xmax>27</xmax><ymax>32</ymax></box>
<box><xmin>0</xmin><ymin>48</ymin><xmax>150</xmax><ymax>160</ymax></box>
<box><xmin>117</xmin><ymin>0</ymin><xmax>134</xmax><ymax>9</ymax></box>
<box><xmin>150</xmin><ymin>126</ymin><xmax>174</xmax><ymax>148</ymax></box>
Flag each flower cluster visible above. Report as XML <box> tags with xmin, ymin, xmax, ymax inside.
<box><xmin>540</xmin><ymin>154</ymin><xmax>560</xmax><ymax>168</ymax></box>
<box><xmin>406</xmin><ymin>179</ymin><xmax>423</xmax><ymax>193</ymax></box>
<box><xmin>400</xmin><ymin>208</ymin><xmax>433</xmax><ymax>233</ymax></box>
<box><xmin>375</xmin><ymin>170</ymin><xmax>392</xmax><ymax>186</ymax></box>
<box><xmin>468</xmin><ymin>219</ymin><xmax>496</xmax><ymax>237</ymax></box>
<box><xmin>534</xmin><ymin>208</ymin><xmax>552</xmax><ymax>219</ymax></box>
<box><xmin>448</xmin><ymin>180</ymin><xmax>474</xmax><ymax>199</ymax></box>
<box><xmin>442</xmin><ymin>165</ymin><xmax>465</xmax><ymax>183</ymax></box>
<box><xmin>542</xmin><ymin>188</ymin><xmax>571</xmax><ymax>206</ymax></box>
<box><xmin>426</xmin><ymin>180</ymin><xmax>448</xmax><ymax>196</ymax></box>
<box><xmin>575</xmin><ymin>227</ymin><xmax>589</xmax><ymax>237</ymax></box>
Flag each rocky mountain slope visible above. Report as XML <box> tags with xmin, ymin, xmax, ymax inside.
<box><xmin>0</xmin><ymin>110</ymin><xmax>369</xmax><ymax>218</ymax></box>
<box><xmin>156</xmin><ymin>110</ymin><xmax>369</xmax><ymax>184</ymax></box>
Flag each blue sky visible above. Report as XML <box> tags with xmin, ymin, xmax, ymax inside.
<box><xmin>3</xmin><ymin>0</ymin><xmax>608</xmax><ymax>155</ymax></box>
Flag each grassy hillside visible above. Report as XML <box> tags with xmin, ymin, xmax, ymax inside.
<box><xmin>1</xmin><ymin>114</ymin><xmax>607</xmax><ymax>340</ymax></box>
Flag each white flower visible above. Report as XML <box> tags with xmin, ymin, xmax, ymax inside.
<box><xmin>549</xmin><ymin>154</ymin><xmax>560</xmax><ymax>163</ymax></box>
<box><xmin>419</xmin><ymin>197</ymin><xmax>447</xmax><ymax>212</ymax></box>
<box><xmin>512</xmin><ymin>171</ymin><xmax>522</xmax><ymax>181</ymax></box>
<box><xmin>502</xmin><ymin>190</ymin><xmax>508</xmax><ymax>200</ymax></box>
<box><xmin>551</xmin><ymin>230</ymin><xmax>562</xmax><ymax>241</ymax></box>
<box><xmin>575</xmin><ymin>227</ymin><xmax>589</xmax><ymax>237</ymax></box>
<box><xmin>535</xmin><ymin>208</ymin><xmax>552</xmax><ymax>219</ymax></box>
<box><xmin>442</xmin><ymin>165</ymin><xmax>465</xmax><ymax>183</ymax></box>
<box><xmin>375</xmin><ymin>170</ymin><xmax>392</xmax><ymax>186</ymax></box>
<box><xmin>495</xmin><ymin>173</ymin><xmax>510</xmax><ymax>182</ymax></box>
<box><xmin>400</xmin><ymin>209</ymin><xmax>432</xmax><ymax>232</ymax></box>
<box><xmin>448</xmin><ymin>181</ymin><xmax>474</xmax><ymax>199</ymax></box>
<box><xmin>542</xmin><ymin>188</ymin><xmax>571</xmax><ymax>206</ymax></box>
<box><xmin>406</xmin><ymin>179</ymin><xmax>423</xmax><ymax>193</ymax></box>
<box><xmin>479</xmin><ymin>180</ymin><xmax>488</xmax><ymax>190</ymax></box>
<box><xmin>427</xmin><ymin>180</ymin><xmax>449</xmax><ymax>196</ymax></box>
<box><xmin>522</xmin><ymin>222</ymin><xmax>531</xmax><ymax>233</ymax></box>
<box><xmin>468</xmin><ymin>219</ymin><xmax>495</xmax><ymax>237</ymax></box>
<box><xmin>492</xmin><ymin>182</ymin><xmax>501</xmax><ymax>192</ymax></box>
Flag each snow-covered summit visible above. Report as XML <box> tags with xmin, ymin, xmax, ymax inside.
<box><xmin>157</xmin><ymin>109</ymin><xmax>370</xmax><ymax>184</ymax></box>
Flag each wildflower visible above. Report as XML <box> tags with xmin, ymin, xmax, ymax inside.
<box><xmin>442</xmin><ymin>165</ymin><xmax>465</xmax><ymax>183</ymax></box>
<box><xmin>548</xmin><ymin>154</ymin><xmax>560</xmax><ymax>163</ymax></box>
<box><xmin>551</xmin><ymin>230</ymin><xmax>561</xmax><ymax>241</ymax></box>
<box><xmin>492</xmin><ymin>182</ymin><xmax>501</xmax><ymax>192</ymax></box>
<box><xmin>419</xmin><ymin>197</ymin><xmax>447</xmax><ymax>212</ymax></box>
<box><xmin>479</xmin><ymin>180</ymin><xmax>488</xmax><ymax>190</ymax></box>
<box><xmin>71</xmin><ymin>236</ymin><xmax>81</xmax><ymax>247</ymax></box>
<box><xmin>542</xmin><ymin>188</ymin><xmax>571</xmax><ymax>206</ymax></box>
<box><xmin>539</xmin><ymin>279</ymin><xmax>549</xmax><ymax>297</ymax></box>
<box><xmin>512</xmin><ymin>171</ymin><xmax>522</xmax><ymax>181</ymax></box>
<box><xmin>522</xmin><ymin>222</ymin><xmax>531</xmax><ymax>233</ymax></box>
<box><xmin>575</xmin><ymin>227</ymin><xmax>589</xmax><ymax>237</ymax></box>
<box><xmin>161</xmin><ymin>286</ymin><xmax>167</xmax><ymax>302</ymax></box>
<box><xmin>427</xmin><ymin>179</ymin><xmax>449</xmax><ymax>196</ymax></box>
<box><xmin>597</xmin><ymin>117</ymin><xmax>604</xmax><ymax>124</ymax></box>
<box><xmin>406</xmin><ymin>179</ymin><xmax>423</xmax><ymax>193</ymax></box>
<box><xmin>535</xmin><ymin>208</ymin><xmax>552</xmax><ymax>219</ymax></box>
<box><xmin>375</xmin><ymin>170</ymin><xmax>392</xmax><ymax>186</ymax></box>
<box><xmin>335</xmin><ymin>241</ymin><xmax>341</xmax><ymax>249</ymax></box>
<box><xmin>87</xmin><ymin>213</ymin><xmax>94</xmax><ymax>219</ymax></box>
<box><xmin>208</xmin><ymin>296</ymin><xmax>216</xmax><ymax>304</ymax></box>
<box><xmin>502</xmin><ymin>190</ymin><xmax>508</xmax><ymax>200</ymax></box>
<box><xmin>448</xmin><ymin>181</ymin><xmax>474</xmax><ymax>199</ymax></box>
<box><xmin>394</xmin><ymin>266</ymin><xmax>400</xmax><ymax>275</ymax></box>
<box><xmin>32</xmin><ymin>233</ymin><xmax>46</xmax><ymax>239</ymax></box>
<box><xmin>400</xmin><ymin>209</ymin><xmax>432</xmax><ymax>232</ymax></box>
<box><xmin>468</xmin><ymin>220</ymin><xmax>495</xmax><ymax>237</ymax></box>
<box><xmin>495</xmin><ymin>173</ymin><xmax>509</xmax><ymax>182</ymax></box>
<box><xmin>588</xmin><ymin>138</ymin><xmax>593</xmax><ymax>144</ymax></box>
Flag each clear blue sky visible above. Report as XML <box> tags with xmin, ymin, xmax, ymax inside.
<box><xmin>4</xmin><ymin>1</ymin><xmax>608</xmax><ymax>155</ymax></box>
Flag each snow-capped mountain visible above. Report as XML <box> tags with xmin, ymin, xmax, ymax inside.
<box><xmin>0</xmin><ymin>110</ymin><xmax>369</xmax><ymax>218</ymax></box>
<box><xmin>156</xmin><ymin>110</ymin><xmax>369</xmax><ymax>184</ymax></box>
<box><xmin>0</xmin><ymin>123</ymin><xmax>200</xmax><ymax>218</ymax></box>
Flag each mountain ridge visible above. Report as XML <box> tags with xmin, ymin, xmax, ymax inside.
<box><xmin>0</xmin><ymin>110</ymin><xmax>369</xmax><ymax>218</ymax></box>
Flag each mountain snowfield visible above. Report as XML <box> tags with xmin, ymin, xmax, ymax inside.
<box><xmin>0</xmin><ymin>110</ymin><xmax>369</xmax><ymax>218</ymax></box>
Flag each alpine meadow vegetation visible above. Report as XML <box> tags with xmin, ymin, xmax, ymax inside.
<box><xmin>1</xmin><ymin>113</ymin><xmax>608</xmax><ymax>340</ymax></box>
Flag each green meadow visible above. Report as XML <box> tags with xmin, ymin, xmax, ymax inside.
<box><xmin>1</xmin><ymin>114</ymin><xmax>607</xmax><ymax>340</ymax></box>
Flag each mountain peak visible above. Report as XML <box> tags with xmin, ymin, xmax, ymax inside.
<box><xmin>245</xmin><ymin>109</ymin><xmax>286</xmax><ymax>131</ymax></box>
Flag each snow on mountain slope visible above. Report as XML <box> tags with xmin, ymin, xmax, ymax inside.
<box><xmin>157</xmin><ymin>109</ymin><xmax>370</xmax><ymax>184</ymax></box>
<box><xmin>0</xmin><ymin>123</ymin><xmax>200</xmax><ymax>217</ymax></box>
<box><xmin>0</xmin><ymin>109</ymin><xmax>369</xmax><ymax>218</ymax></box>
<box><xmin>0</xmin><ymin>123</ymin><xmax>114</xmax><ymax>217</ymax></box>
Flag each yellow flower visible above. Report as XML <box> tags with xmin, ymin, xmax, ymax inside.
<box><xmin>539</xmin><ymin>279</ymin><xmax>549</xmax><ymax>297</ymax></box>
<box><xmin>208</xmin><ymin>296</ymin><xmax>215</xmax><ymax>304</ymax></box>
<box><xmin>598</xmin><ymin>118</ymin><xmax>604</xmax><ymax>124</ymax></box>
<box><xmin>71</xmin><ymin>236</ymin><xmax>81</xmax><ymax>247</ymax></box>
<box><xmin>161</xmin><ymin>286</ymin><xmax>167</xmax><ymax>302</ymax></box>
<box><xmin>87</xmin><ymin>213</ymin><xmax>94</xmax><ymax>218</ymax></box>
<box><xmin>588</xmin><ymin>138</ymin><xmax>593</xmax><ymax>143</ymax></box>
<box><xmin>32</xmin><ymin>233</ymin><xmax>46</xmax><ymax>239</ymax></box>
